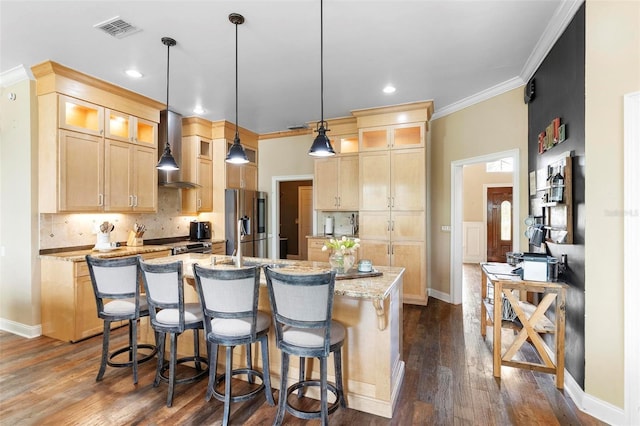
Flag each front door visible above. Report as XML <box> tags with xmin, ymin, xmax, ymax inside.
<box><xmin>487</xmin><ymin>186</ymin><xmax>513</xmax><ymax>262</ymax></box>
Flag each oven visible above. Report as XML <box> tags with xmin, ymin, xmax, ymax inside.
<box><xmin>168</xmin><ymin>241</ymin><xmax>212</xmax><ymax>255</ymax></box>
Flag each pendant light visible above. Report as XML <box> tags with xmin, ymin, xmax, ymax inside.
<box><xmin>308</xmin><ymin>0</ymin><xmax>335</xmax><ymax>157</ymax></box>
<box><xmin>157</xmin><ymin>36</ymin><xmax>179</xmax><ymax>170</ymax></box>
<box><xmin>226</xmin><ymin>13</ymin><xmax>249</xmax><ymax>164</ymax></box>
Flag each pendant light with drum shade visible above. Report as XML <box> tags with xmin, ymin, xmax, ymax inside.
<box><xmin>226</xmin><ymin>13</ymin><xmax>249</xmax><ymax>164</ymax></box>
<box><xmin>308</xmin><ymin>0</ymin><xmax>335</xmax><ymax>157</ymax></box>
<box><xmin>157</xmin><ymin>37</ymin><xmax>179</xmax><ymax>170</ymax></box>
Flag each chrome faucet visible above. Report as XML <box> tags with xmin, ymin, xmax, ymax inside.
<box><xmin>234</xmin><ymin>216</ymin><xmax>250</xmax><ymax>267</ymax></box>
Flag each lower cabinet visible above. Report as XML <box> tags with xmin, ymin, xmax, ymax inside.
<box><xmin>307</xmin><ymin>237</ymin><xmax>330</xmax><ymax>262</ymax></box>
<box><xmin>360</xmin><ymin>239</ymin><xmax>427</xmax><ymax>305</ymax></box>
<box><xmin>41</xmin><ymin>249</ymin><xmax>171</xmax><ymax>342</ymax></box>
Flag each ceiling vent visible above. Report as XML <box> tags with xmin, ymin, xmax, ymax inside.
<box><xmin>94</xmin><ymin>16</ymin><xmax>141</xmax><ymax>39</ymax></box>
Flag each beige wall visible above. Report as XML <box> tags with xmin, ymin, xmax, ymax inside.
<box><xmin>0</xmin><ymin>73</ymin><xmax>40</xmax><ymax>329</ymax></box>
<box><xmin>463</xmin><ymin>163</ymin><xmax>513</xmax><ymax>222</ymax></box>
<box><xmin>257</xmin><ymin>134</ymin><xmax>315</xmax><ymax>193</ymax></box>
<box><xmin>430</xmin><ymin>87</ymin><xmax>528</xmax><ymax>294</ymax></box>
<box><xmin>584</xmin><ymin>0</ymin><xmax>639</xmax><ymax>408</ymax></box>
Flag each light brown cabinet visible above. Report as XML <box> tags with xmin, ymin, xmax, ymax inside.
<box><xmin>33</xmin><ymin>61</ymin><xmax>163</xmax><ymax>214</ymax></box>
<box><xmin>307</xmin><ymin>237</ymin><xmax>330</xmax><ymax>262</ymax></box>
<box><xmin>226</xmin><ymin>144</ymin><xmax>258</xmax><ymax>190</ymax></box>
<box><xmin>105</xmin><ymin>109</ymin><xmax>157</xmax><ymax>146</ymax></box>
<box><xmin>182</xmin><ymin>136</ymin><xmax>213</xmax><ymax>214</ymax></box>
<box><xmin>359</xmin><ymin>123</ymin><xmax>424</xmax><ymax>151</ymax></box>
<box><xmin>41</xmin><ymin>249</ymin><xmax>171</xmax><ymax>342</ymax></box>
<box><xmin>314</xmin><ymin>154</ymin><xmax>359</xmax><ymax>211</ymax></box>
<box><xmin>357</xmin><ymin>118</ymin><xmax>429</xmax><ymax>305</ymax></box>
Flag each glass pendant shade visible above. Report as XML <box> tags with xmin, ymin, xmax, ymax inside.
<box><xmin>226</xmin><ymin>133</ymin><xmax>249</xmax><ymax>164</ymax></box>
<box><xmin>309</xmin><ymin>123</ymin><xmax>335</xmax><ymax>157</ymax></box>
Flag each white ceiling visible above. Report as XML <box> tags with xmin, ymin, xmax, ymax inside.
<box><xmin>0</xmin><ymin>1</ymin><xmax>581</xmax><ymax>134</ymax></box>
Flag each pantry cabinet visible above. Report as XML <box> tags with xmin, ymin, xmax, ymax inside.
<box><xmin>314</xmin><ymin>154</ymin><xmax>359</xmax><ymax>211</ymax></box>
<box><xmin>33</xmin><ymin>61</ymin><xmax>163</xmax><ymax>214</ymax></box>
<box><xmin>353</xmin><ymin>101</ymin><xmax>433</xmax><ymax>305</ymax></box>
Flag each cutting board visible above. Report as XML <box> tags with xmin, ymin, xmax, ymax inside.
<box><xmin>335</xmin><ymin>269</ymin><xmax>383</xmax><ymax>280</ymax></box>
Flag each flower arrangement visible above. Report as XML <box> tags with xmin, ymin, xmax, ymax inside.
<box><xmin>322</xmin><ymin>236</ymin><xmax>360</xmax><ymax>255</ymax></box>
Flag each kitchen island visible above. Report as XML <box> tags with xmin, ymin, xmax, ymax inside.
<box><xmin>142</xmin><ymin>253</ymin><xmax>405</xmax><ymax>418</ymax></box>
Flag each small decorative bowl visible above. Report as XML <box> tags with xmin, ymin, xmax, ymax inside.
<box><xmin>358</xmin><ymin>259</ymin><xmax>372</xmax><ymax>272</ymax></box>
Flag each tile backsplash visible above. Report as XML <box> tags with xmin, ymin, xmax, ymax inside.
<box><xmin>39</xmin><ymin>188</ymin><xmax>214</xmax><ymax>250</ymax></box>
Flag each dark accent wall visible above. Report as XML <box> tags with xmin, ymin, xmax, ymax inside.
<box><xmin>527</xmin><ymin>4</ymin><xmax>585</xmax><ymax>387</ymax></box>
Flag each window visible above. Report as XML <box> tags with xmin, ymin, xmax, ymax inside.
<box><xmin>486</xmin><ymin>157</ymin><xmax>513</xmax><ymax>173</ymax></box>
<box><xmin>501</xmin><ymin>200</ymin><xmax>512</xmax><ymax>241</ymax></box>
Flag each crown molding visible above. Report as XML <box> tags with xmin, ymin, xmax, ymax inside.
<box><xmin>433</xmin><ymin>0</ymin><xmax>584</xmax><ymax>120</ymax></box>
<box><xmin>432</xmin><ymin>76</ymin><xmax>525</xmax><ymax>120</ymax></box>
<box><xmin>0</xmin><ymin>64</ymin><xmax>32</xmax><ymax>88</ymax></box>
<box><xmin>520</xmin><ymin>0</ymin><xmax>585</xmax><ymax>81</ymax></box>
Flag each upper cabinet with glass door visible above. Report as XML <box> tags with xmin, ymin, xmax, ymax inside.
<box><xmin>359</xmin><ymin>123</ymin><xmax>425</xmax><ymax>151</ymax></box>
<box><xmin>58</xmin><ymin>95</ymin><xmax>104</xmax><ymax>136</ymax></box>
<box><xmin>105</xmin><ymin>109</ymin><xmax>157</xmax><ymax>145</ymax></box>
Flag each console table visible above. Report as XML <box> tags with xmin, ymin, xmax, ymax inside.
<box><xmin>480</xmin><ymin>262</ymin><xmax>567</xmax><ymax>389</ymax></box>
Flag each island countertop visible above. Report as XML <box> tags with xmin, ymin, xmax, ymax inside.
<box><xmin>39</xmin><ymin>245</ymin><xmax>172</xmax><ymax>262</ymax></box>
<box><xmin>141</xmin><ymin>253</ymin><xmax>406</xmax><ymax>418</ymax></box>
<box><xmin>144</xmin><ymin>253</ymin><xmax>404</xmax><ymax>302</ymax></box>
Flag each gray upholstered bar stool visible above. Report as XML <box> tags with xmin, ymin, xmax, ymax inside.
<box><xmin>263</xmin><ymin>266</ymin><xmax>347</xmax><ymax>426</ymax></box>
<box><xmin>85</xmin><ymin>255</ymin><xmax>157</xmax><ymax>384</ymax></box>
<box><xmin>139</xmin><ymin>259</ymin><xmax>208</xmax><ymax>407</ymax></box>
<box><xmin>192</xmin><ymin>264</ymin><xmax>275</xmax><ymax>426</ymax></box>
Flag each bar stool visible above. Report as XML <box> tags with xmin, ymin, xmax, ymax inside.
<box><xmin>192</xmin><ymin>264</ymin><xmax>274</xmax><ymax>426</ymax></box>
<box><xmin>263</xmin><ymin>266</ymin><xmax>347</xmax><ymax>426</ymax></box>
<box><xmin>139</xmin><ymin>259</ymin><xmax>208</xmax><ymax>407</ymax></box>
<box><xmin>85</xmin><ymin>255</ymin><xmax>157</xmax><ymax>384</ymax></box>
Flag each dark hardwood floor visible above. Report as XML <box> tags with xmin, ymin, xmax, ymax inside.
<box><xmin>0</xmin><ymin>264</ymin><xmax>607</xmax><ymax>425</ymax></box>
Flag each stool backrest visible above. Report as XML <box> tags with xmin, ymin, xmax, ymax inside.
<box><xmin>264</xmin><ymin>266</ymin><xmax>337</xmax><ymax>355</ymax></box>
<box><xmin>86</xmin><ymin>255</ymin><xmax>141</xmax><ymax>318</ymax></box>
<box><xmin>192</xmin><ymin>265</ymin><xmax>261</xmax><ymax>341</ymax></box>
<box><xmin>139</xmin><ymin>260</ymin><xmax>186</xmax><ymax>332</ymax></box>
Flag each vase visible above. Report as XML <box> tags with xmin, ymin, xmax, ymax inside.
<box><xmin>329</xmin><ymin>251</ymin><xmax>355</xmax><ymax>274</ymax></box>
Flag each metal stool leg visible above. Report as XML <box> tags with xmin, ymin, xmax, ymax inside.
<box><xmin>223</xmin><ymin>345</ymin><xmax>233</xmax><ymax>426</ymax></box>
<box><xmin>97</xmin><ymin>321</ymin><xmax>110</xmax><ymax>381</ymax></box>
<box><xmin>297</xmin><ymin>356</ymin><xmax>305</xmax><ymax>397</ymax></box>
<box><xmin>167</xmin><ymin>333</ymin><xmax>178</xmax><ymax>407</ymax></box>
<box><xmin>274</xmin><ymin>352</ymin><xmax>289</xmax><ymax>426</ymax></box>
<box><xmin>206</xmin><ymin>343</ymin><xmax>218</xmax><ymax>402</ymax></box>
<box><xmin>334</xmin><ymin>348</ymin><xmax>347</xmax><ymax>408</ymax></box>
<box><xmin>260</xmin><ymin>335</ymin><xmax>275</xmax><ymax>405</ymax></box>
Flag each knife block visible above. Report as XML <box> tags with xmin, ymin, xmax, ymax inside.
<box><xmin>127</xmin><ymin>230</ymin><xmax>143</xmax><ymax>247</ymax></box>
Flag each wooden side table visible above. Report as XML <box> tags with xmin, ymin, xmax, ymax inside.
<box><xmin>480</xmin><ymin>262</ymin><xmax>567</xmax><ymax>389</ymax></box>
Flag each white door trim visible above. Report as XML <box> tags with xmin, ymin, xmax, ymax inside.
<box><xmin>270</xmin><ymin>174</ymin><xmax>314</xmax><ymax>260</ymax></box>
<box><xmin>623</xmin><ymin>91</ymin><xmax>640</xmax><ymax>425</ymax></box>
<box><xmin>450</xmin><ymin>149</ymin><xmax>520</xmax><ymax>305</ymax></box>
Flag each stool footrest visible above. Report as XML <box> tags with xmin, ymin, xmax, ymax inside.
<box><xmin>107</xmin><ymin>343</ymin><xmax>157</xmax><ymax>368</ymax></box>
<box><xmin>159</xmin><ymin>356</ymin><xmax>209</xmax><ymax>384</ymax></box>
<box><xmin>212</xmin><ymin>368</ymin><xmax>266</xmax><ymax>403</ymax></box>
<box><xmin>285</xmin><ymin>380</ymin><xmax>341</xmax><ymax>419</ymax></box>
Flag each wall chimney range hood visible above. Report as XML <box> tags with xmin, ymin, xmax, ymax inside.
<box><xmin>157</xmin><ymin>109</ymin><xmax>200</xmax><ymax>189</ymax></box>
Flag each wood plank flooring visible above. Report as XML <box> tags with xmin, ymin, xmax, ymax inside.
<box><xmin>0</xmin><ymin>264</ymin><xmax>607</xmax><ymax>425</ymax></box>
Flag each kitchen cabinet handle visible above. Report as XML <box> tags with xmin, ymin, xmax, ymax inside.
<box><xmin>391</xmin><ymin>221</ymin><xmax>395</xmax><ymax>231</ymax></box>
<box><xmin>387</xmin><ymin>197</ymin><xmax>391</xmax><ymax>208</ymax></box>
<box><xmin>337</xmin><ymin>196</ymin><xmax>341</xmax><ymax>207</ymax></box>
<box><xmin>391</xmin><ymin>197</ymin><xmax>395</xmax><ymax>208</ymax></box>
<box><xmin>129</xmin><ymin>195</ymin><xmax>134</xmax><ymax>207</ymax></box>
<box><xmin>197</xmin><ymin>199</ymin><xmax>202</xmax><ymax>209</ymax></box>
<box><xmin>387</xmin><ymin>221</ymin><xmax>391</xmax><ymax>232</ymax></box>
<box><xmin>98</xmin><ymin>193</ymin><xmax>104</xmax><ymax>206</ymax></box>
<box><xmin>134</xmin><ymin>195</ymin><xmax>138</xmax><ymax>207</ymax></box>
<box><xmin>391</xmin><ymin>244</ymin><xmax>395</xmax><ymax>255</ymax></box>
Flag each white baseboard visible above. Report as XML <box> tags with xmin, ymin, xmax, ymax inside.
<box><xmin>0</xmin><ymin>318</ymin><xmax>42</xmax><ymax>338</ymax></box>
<box><xmin>428</xmin><ymin>288</ymin><xmax>452</xmax><ymax>304</ymax></box>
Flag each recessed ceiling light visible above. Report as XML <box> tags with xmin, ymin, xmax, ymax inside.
<box><xmin>193</xmin><ymin>106</ymin><xmax>205</xmax><ymax>115</ymax></box>
<box><xmin>383</xmin><ymin>85</ymin><xmax>396</xmax><ymax>94</ymax></box>
<box><xmin>125</xmin><ymin>69</ymin><xmax>143</xmax><ymax>78</ymax></box>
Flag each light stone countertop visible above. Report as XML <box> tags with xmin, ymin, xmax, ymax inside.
<box><xmin>39</xmin><ymin>245</ymin><xmax>172</xmax><ymax>262</ymax></box>
<box><xmin>145</xmin><ymin>253</ymin><xmax>404</xmax><ymax>302</ymax></box>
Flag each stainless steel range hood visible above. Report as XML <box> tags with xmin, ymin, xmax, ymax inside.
<box><xmin>158</xmin><ymin>109</ymin><xmax>200</xmax><ymax>189</ymax></box>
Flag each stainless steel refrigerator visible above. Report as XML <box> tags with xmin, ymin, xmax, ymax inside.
<box><xmin>225</xmin><ymin>189</ymin><xmax>267</xmax><ymax>258</ymax></box>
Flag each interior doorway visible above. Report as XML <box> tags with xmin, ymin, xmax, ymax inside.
<box><xmin>451</xmin><ymin>149</ymin><xmax>521</xmax><ymax>305</ymax></box>
<box><xmin>270</xmin><ymin>175</ymin><xmax>314</xmax><ymax>260</ymax></box>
